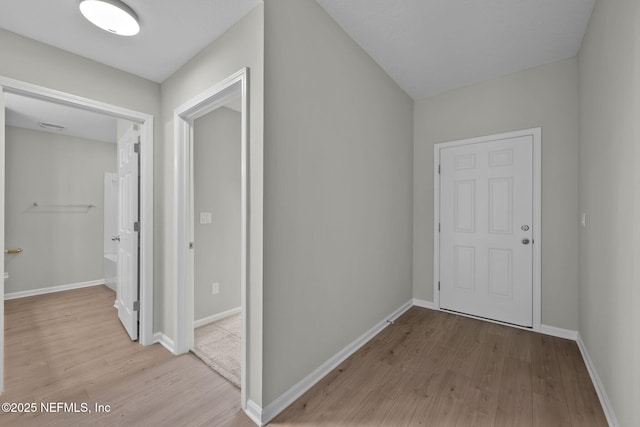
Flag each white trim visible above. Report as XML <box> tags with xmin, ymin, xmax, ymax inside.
<box><xmin>173</xmin><ymin>68</ymin><xmax>250</xmax><ymax>410</ymax></box>
<box><xmin>194</xmin><ymin>307</ymin><xmax>242</xmax><ymax>328</ymax></box>
<box><xmin>433</xmin><ymin>127</ymin><xmax>542</xmax><ymax>331</ymax></box>
<box><xmin>4</xmin><ymin>279</ymin><xmax>104</xmax><ymax>300</ymax></box>
<box><xmin>413</xmin><ymin>301</ymin><xmax>579</xmax><ymax>341</ymax></box>
<box><xmin>539</xmin><ymin>324</ymin><xmax>578</xmax><ymax>341</ymax></box>
<box><xmin>412</xmin><ymin>298</ymin><xmax>437</xmax><ymax>310</ymax></box>
<box><xmin>245</xmin><ymin>400</ymin><xmax>264</xmax><ymax>427</ymax></box>
<box><xmin>261</xmin><ymin>300</ymin><xmax>413</xmax><ymax>425</ymax></box>
<box><xmin>0</xmin><ymin>75</ymin><xmax>154</xmax><ymax>346</ymax></box>
<box><xmin>577</xmin><ymin>333</ymin><xmax>619</xmax><ymax>427</ymax></box>
<box><xmin>153</xmin><ymin>332</ymin><xmax>176</xmax><ymax>354</ymax></box>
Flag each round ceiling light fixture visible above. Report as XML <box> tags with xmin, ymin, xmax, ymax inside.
<box><xmin>79</xmin><ymin>0</ymin><xmax>140</xmax><ymax>36</ymax></box>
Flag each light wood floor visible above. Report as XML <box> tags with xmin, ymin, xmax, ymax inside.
<box><xmin>1</xmin><ymin>285</ymin><xmax>253</xmax><ymax>427</ymax></box>
<box><xmin>272</xmin><ymin>307</ymin><xmax>607</xmax><ymax>427</ymax></box>
<box><xmin>2</xmin><ymin>286</ymin><xmax>607</xmax><ymax>426</ymax></box>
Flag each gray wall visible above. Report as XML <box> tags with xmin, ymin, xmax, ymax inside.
<box><xmin>413</xmin><ymin>58</ymin><xmax>580</xmax><ymax>330</ymax></box>
<box><xmin>263</xmin><ymin>0</ymin><xmax>414</xmax><ymax>406</ymax></box>
<box><xmin>160</xmin><ymin>3</ymin><xmax>264</xmax><ymax>405</ymax></box>
<box><xmin>193</xmin><ymin>107</ymin><xmax>241</xmax><ymax>321</ymax></box>
<box><xmin>5</xmin><ymin>126</ymin><xmax>116</xmax><ymax>293</ymax></box>
<box><xmin>578</xmin><ymin>0</ymin><xmax>640</xmax><ymax>425</ymax></box>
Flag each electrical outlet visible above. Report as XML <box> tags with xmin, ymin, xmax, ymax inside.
<box><xmin>211</xmin><ymin>282</ymin><xmax>219</xmax><ymax>295</ymax></box>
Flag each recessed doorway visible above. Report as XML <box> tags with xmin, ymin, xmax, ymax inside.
<box><xmin>173</xmin><ymin>68</ymin><xmax>250</xmax><ymax>409</ymax></box>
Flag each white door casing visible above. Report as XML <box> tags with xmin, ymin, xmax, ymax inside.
<box><xmin>174</xmin><ymin>68</ymin><xmax>249</xmax><ymax>410</ymax></box>
<box><xmin>115</xmin><ymin>125</ymin><xmax>140</xmax><ymax>341</ymax></box>
<box><xmin>435</xmin><ymin>128</ymin><xmax>541</xmax><ymax>329</ymax></box>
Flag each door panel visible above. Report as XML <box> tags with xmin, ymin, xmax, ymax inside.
<box><xmin>115</xmin><ymin>125</ymin><xmax>139</xmax><ymax>340</ymax></box>
<box><xmin>440</xmin><ymin>135</ymin><xmax>533</xmax><ymax>327</ymax></box>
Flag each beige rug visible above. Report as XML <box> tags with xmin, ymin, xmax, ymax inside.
<box><xmin>192</xmin><ymin>314</ymin><xmax>241</xmax><ymax>388</ymax></box>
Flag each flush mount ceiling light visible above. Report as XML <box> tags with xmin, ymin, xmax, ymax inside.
<box><xmin>79</xmin><ymin>0</ymin><xmax>140</xmax><ymax>36</ymax></box>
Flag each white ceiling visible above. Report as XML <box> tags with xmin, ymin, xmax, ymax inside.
<box><xmin>316</xmin><ymin>0</ymin><xmax>595</xmax><ymax>99</ymax></box>
<box><xmin>0</xmin><ymin>0</ymin><xmax>261</xmax><ymax>83</ymax></box>
<box><xmin>0</xmin><ymin>0</ymin><xmax>594</xmax><ymax>99</ymax></box>
<box><xmin>5</xmin><ymin>93</ymin><xmax>117</xmax><ymax>143</ymax></box>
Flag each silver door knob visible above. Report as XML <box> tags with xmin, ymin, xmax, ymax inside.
<box><xmin>112</xmin><ymin>236</ymin><xmax>120</xmax><ymax>242</ymax></box>
<box><xmin>522</xmin><ymin>238</ymin><xmax>530</xmax><ymax>245</ymax></box>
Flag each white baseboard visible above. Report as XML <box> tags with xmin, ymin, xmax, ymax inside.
<box><xmin>4</xmin><ymin>279</ymin><xmax>105</xmax><ymax>300</ymax></box>
<box><xmin>245</xmin><ymin>399</ymin><xmax>264</xmax><ymax>426</ymax></box>
<box><xmin>413</xmin><ymin>299</ymin><xmax>580</xmax><ymax>342</ymax></box>
<box><xmin>194</xmin><ymin>306</ymin><xmax>242</xmax><ymax>328</ymax></box>
<box><xmin>260</xmin><ymin>300</ymin><xmax>413</xmax><ymax>425</ymax></box>
<box><xmin>413</xmin><ymin>298</ymin><xmax>437</xmax><ymax>310</ymax></box>
<box><xmin>540</xmin><ymin>324</ymin><xmax>578</xmax><ymax>341</ymax></box>
<box><xmin>576</xmin><ymin>333</ymin><xmax>619</xmax><ymax>427</ymax></box>
<box><xmin>153</xmin><ymin>332</ymin><xmax>176</xmax><ymax>354</ymax></box>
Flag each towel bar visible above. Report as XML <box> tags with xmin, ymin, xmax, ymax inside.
<box><xmin>33</xmin><ymin>202</ymin><xmax>95</xmax><ymax>208</ymax></box>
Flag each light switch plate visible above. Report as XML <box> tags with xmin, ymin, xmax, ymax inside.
<box><xmin>580</xmin><ymin>212</ymin><xmax>586</xmax><ymax>228</ymax></box>
<box><xmin>200</xmin><ymin>212</ymin><xmax>212</xmax><ymax>224</ymax></box>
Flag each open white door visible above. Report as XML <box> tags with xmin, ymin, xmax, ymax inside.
<box><xmin>115</xmin><ymin>125</ymin><xmax>140</xmax><ymax>340</ymax></box>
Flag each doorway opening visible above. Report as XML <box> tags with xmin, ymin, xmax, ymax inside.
<box><xmin>190</xmin><ymin>94</ymin><xmax>243</xmax><ymax>387</ymax></box>
<box><xmin>174</xmin><ymin>68</ymin><xmax>249</xmax><ymax>408</ymax></box>
<box><xmin>0</xmin><ymin>76</ymin><xmax>154</xmax><ymax>392</ymax></box>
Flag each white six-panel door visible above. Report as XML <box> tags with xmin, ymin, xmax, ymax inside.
<box><xmin>439</xmin><ymin>135</ymin><xmax>534</xmax><ymax>327</ymax></box>
<box><xmin>115</xmin><ymin>125</ymin><xmax>140</xmax><ymax>340</ymax></box>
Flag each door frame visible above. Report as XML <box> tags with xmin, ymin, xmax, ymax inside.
<box><xmin>0</xmin><ymin>76</ymin><xmax>154</xmax><ymax>356</ymax></box>
<box><xmin>173</xmin><ymin>68</ymin><xmax>249</xmax><ymax>408</ymax></box>
<box><xmin>433</xmin><ymin>127</ymin><xmax>542</xmax><ymax>331</ymax></box>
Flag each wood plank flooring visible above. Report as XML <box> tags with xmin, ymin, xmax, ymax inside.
<box><xmin>1</xmin><ymin>285</ymin><xmax>254</xmax><ymax>427</ymax></box>
<box><xmin>272</xmin><ymin>307</ymin><xmax>607</xmax><ymax>427</ymax></box>
<box><xmin>2</xmin><ymin>286</ymin><xmax>607</xmax><ymax>426</ymax></box>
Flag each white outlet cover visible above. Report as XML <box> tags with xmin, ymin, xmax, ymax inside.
<box><xmin>200</xmin><ymin>212</ymin><xmax>212</xmax><ymax>224</ymax></box>
<box><xmin>211</xmin><ymin>282</ymin><xmax>220</xmax><ymax>294</ymax></box>
<box><xmin>580</xmin><ymin>212</ymin><xmax>586</xmax><ymax>228</ymax></box>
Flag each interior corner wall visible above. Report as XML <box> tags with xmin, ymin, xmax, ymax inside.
<box><xmin>413</xmin><ymin>58</ymin><xmax>580</xmax><ymax>331</ymax></box>
<box><xmin>5</xmin><ymin>126</ymin><xmax>116</xmax><ymax>293</ymax></box>
<box><xmin>577</xmin><ymin>0</ymin><xmax>640</xmax><ymax>425</ymax></box>
<box><xmin>0</xmin><ymin>28</ymin><xmax>162</xmax><ymax>327</ymax></box>
<box><xmin>159</xmin><ymin>3</ymin><xmax>264</xmax><ymax>405</ymax></box>
<box><xmin>263</xmin><ymin>0</ymin><xmax>414</xmax><ymax>406</ymax></box>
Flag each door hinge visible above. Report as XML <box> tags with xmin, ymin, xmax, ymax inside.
<box><xmin>133</xmin><ymin>221</ymin><xmax>140</xmax><ymax>232</ymax></box>
<box><xmin>133</xmin><ymin>301</ymin><xmax>140</xmax><ymax>311</ymax></box>
<box><xmin>189</xmin><ymin>242</ymin><xmax>194</xmax><ymax>249</ymax></box>
<box><xmin>438</xmin><ymin>281</ymin><xmax>441</xmax><ymax>291</ymax></box>
<box><xmin>438</xmin><ymin>223</ymin><xmax>441</xmax><ymax>232</ymax></box>
<box><xmin>134</xmin><ymin>142</ymin><xmax>140</xmax><ymax>153</ymax></box>
<box><xmin>438</xmin><ymin>164</ymin><xmax>441</xmax><ymax>174</ymax></box>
